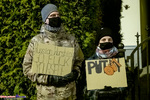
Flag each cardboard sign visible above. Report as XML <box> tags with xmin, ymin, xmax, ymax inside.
<box><xmin>85</xmin><ymin>58</ymin><xmax>127</xmax><ymax>90</ymax></box>
<box><xmin>31</xmin><ymin>43</ymin><xmax>74</xmax><ymax>76</ymax></box>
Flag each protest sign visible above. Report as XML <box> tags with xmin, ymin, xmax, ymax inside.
<box><xmin>85</xmin><ymin>58</ymin><xmax>127</xmax><ymax>90</ymax></box>
<box><xmin>31</xmin><ymin>43</ymin><xmax>74</xmax><ymax>76</ymax></box>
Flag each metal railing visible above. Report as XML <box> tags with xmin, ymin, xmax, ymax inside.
<box><xmin>127</xmin><ymin>33</ymin><xmax>150</xmax><ymax>100</ymax></box>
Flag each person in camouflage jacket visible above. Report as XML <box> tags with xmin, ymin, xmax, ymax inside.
<box><xmin>22</xmin><ymin>4</ymin><xmax>84</xmax><ymax>100</ymax></box>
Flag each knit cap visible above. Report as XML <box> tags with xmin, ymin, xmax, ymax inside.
<box><xmin>95</xmin><ymin>27</ymin><xmax>113</xmax><ymax>44</ymax></box>
<box><xmin>99</xmin><ymin>27</ymin><xmax>113</xmax><ymax>40</ymax></box>
<box><xmin>41</xmin><ymin>4</ymin><xmax>58</xmax><ymax>22</ymax></box>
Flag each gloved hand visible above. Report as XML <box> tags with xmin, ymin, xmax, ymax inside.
<box><xmin>48</xmin><ymin>75</ymin><xmax>64</xmax><ymax>86</ymax></box>
<box><xmin>104</xmin><ymin>86</ymin><xmax>112</xmax><ymax>90</ymax></box>
<box><xmin>63</xmin><ymin>70</ymin><xmax>78</xmax><ymax>82</ymax></box>
<box><xmin>47</xmin><ymin>70</ymin><xmax>79</xmax><ymax>87</ymax></box>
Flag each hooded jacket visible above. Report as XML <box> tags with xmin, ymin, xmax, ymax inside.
<box><xmin>23</xmin><ymin>24</ymin><xmax>84</xmax><ymax>100</ymax></box>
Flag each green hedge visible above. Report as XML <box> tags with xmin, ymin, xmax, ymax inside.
<box><xmin>0</xmin><ymin>0</ymin><xmax>122</xmax><ymax>99</ymax></box>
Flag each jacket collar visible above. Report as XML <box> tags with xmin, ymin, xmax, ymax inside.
<box><xmin>40</xmin><ymin>24</ymin><xmax>67</xmax><ymax>39</ymax></box>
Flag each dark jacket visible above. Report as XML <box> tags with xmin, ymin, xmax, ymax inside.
<box><xmin>83</xmin><ymin>53</ymin><xmax>128</xmax><ymax>100</ymax></box>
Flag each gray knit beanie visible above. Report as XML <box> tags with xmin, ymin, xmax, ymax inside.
<box><xmin>41</xmin><ymin>4</ymin><xmax>58</xmax><ymax>22</ymax></box>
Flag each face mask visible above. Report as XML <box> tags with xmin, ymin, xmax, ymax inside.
<box><xmin>99</xmin><ymin>42</ymin><xmax>113</xmax><ymax>50</ymax></box>
<box><xmin>48</xmin><ymin>17</ymin><xmax>62</xmax><ymax>27</ymax></box>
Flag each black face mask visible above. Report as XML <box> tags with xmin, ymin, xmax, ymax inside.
<box><xmin>99</xmin><ymin>42</ymin><xmax>113</xmax><ymax>50</ymax></box>
<box><xmin>48</xmin><ymin>17</ymin><xmax>62</xmax><ymax>27</ymax></box>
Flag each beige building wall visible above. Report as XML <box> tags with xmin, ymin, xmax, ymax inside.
<box><xmin>120</xmin><ymin>0</ymin><xmax>141</xmax><ymax>68</ymax></box>
<box><xmin>121</xmin><ymin>0</ymin><xmax>141</xmax><ymax>45</ymax></box>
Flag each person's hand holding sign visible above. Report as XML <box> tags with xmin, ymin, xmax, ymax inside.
<box><xmin>47</xmin><ymin>70</ymin><xmax>78</xmax><ymax>87</ymax></box>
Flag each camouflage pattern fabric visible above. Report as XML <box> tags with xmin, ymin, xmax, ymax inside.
<box><xmin>23</xmin><ymin>24</ymin><xmax>84</xmax><ymax>100</ymax></box>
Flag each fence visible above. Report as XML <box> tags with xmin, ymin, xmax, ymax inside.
<box><xmin>126</xmin><ymin>33</ymin><xmax>150</xmax><ymax>100</ymax></box>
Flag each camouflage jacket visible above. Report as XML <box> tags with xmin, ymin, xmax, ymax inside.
<box><xmin>23</xmin><ymin>24</ymin><xmax>84</xmax><ymax>100</ymax></box>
